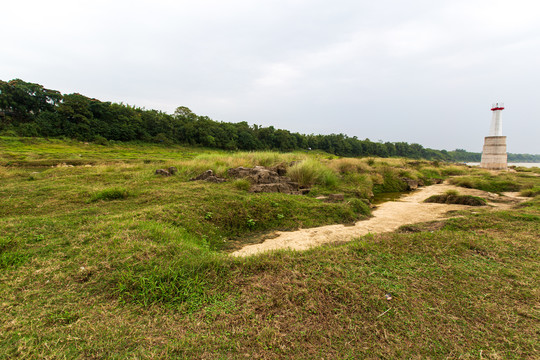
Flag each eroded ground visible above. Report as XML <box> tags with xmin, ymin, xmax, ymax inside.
<box><xmin>232</xmin><ymin>182</ymin><xmax>527</xmax><ymax>256</ymax></box>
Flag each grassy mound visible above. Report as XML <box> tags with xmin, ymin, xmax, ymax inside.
<box><xmin>449</xmin><ymin>174</ymin><xmax>524</xmax><ymax>193</ymax></box>
<box><xmin>424</xmin><ymin>190</ymin><xmax>487</xmax><ymax>206</ymax></box>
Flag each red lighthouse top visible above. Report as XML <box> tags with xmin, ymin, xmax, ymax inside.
<box><xmin>491</xmin><ymin>102</ymin><xmax>504</xmax><ymax>111</ymax></box>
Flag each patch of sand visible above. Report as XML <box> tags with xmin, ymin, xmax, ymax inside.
<box><xmin>231</xmin><ymin>183</ymin><xmax>524</xmax><ymax>257</ymax></box>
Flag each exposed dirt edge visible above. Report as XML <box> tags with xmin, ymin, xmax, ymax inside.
<box><xmin>231</xmin><ymin>182</ymin><xmax>525</xmax><ymax>257</ymax></box>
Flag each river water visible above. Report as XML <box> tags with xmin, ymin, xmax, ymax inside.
<box><xmin>466</xmin><ymin>162</ymin><xmax>540</xmax><ymax>168</ymax></box>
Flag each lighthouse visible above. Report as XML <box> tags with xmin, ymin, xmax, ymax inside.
<box><xmin>480</xmin><ymin>103</ymin><xmax>507</xmax><ymax>170</ymax></box>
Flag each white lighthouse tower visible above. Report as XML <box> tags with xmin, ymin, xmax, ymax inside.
<box><xmin>480</xmin><ymin>103</ymin><xmax>507</xmax><ymax>170</ymax></box>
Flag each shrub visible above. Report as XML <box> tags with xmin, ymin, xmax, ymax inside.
<box><xmin>94</xmin><ymin>135</ymin><xmax>109</xmax><ymax>146</ymax></box>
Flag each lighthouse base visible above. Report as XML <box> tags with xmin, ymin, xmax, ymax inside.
<box><xmin>480</xmin><ymin>136</ymin><xmax>507</xmax><ymax>170</ymax></box>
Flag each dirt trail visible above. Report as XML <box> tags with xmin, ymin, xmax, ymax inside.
<box><xmin>231</xmin><ymin>183</ymin><xmax>525</xmax><ymax>257</ymax></box>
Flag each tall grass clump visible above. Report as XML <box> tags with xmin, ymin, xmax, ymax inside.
<box><xmin>329</xmin><ymin>158</ymin><xmax>370</xmax><ymax>174</ymax></box>
<box><xmin>341</xmin><ymin>173</ymin><xmax>374</xmax><ymax>199</ymax></box>
<box><xmin>441</xmin><ymin>166</ymin><xmax>468</xmax><ymax>176</ymax></box>
<box><xmin>520</xmin><ymin>186</ymin><xmax>540</xmax><ymax>197</ymax></box>
<box><xmin>373</xmin><ymin>167</ymin><xmax>408</xmax><ymax>193</ymax></box>
<box><xmin>89</xmin><ymin>187</ymin><xmax>129</xmax><ymax>202</ymax></box>
<box><xmin>418</xmin><ymin>167</ymin><xmax>443</xmax><ymax>183</ymax></box>
<box><xmin>287</xmin><ymin>159</ymin><xmax>338</xmax><ymax>187</ymax></box>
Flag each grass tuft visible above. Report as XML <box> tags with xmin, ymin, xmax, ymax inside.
<box><xmin>520</xmin><ymin>186</ymin><xmax>540</xmax><ymax>197</ymax></box>
<box><xmin>89</xmin><ymin>187</ymin><xmax>130</xmax><ymax>202</ymax></box>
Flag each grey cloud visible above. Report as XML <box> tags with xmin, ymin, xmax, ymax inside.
<box><xmin>2</xmin><ymin>0</ymin><xmax>539</xmax><ymax>153</ymax></box>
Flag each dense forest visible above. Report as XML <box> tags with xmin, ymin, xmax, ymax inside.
<box><xmin>1</xmin><ymin>79</ymin><xmax>539</xmax><ymax>162</ymax></box>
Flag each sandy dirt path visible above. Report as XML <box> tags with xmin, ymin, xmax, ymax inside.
<box><xmin>231</xmin><ymin>183</ymin><xmax>524</xmax><ymax>257</ymax></box>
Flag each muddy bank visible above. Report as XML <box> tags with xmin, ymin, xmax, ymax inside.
<box><xmin>231</xmin><ymin>182</ymin><xmax>525</xmax><ymax>257</ymax></box>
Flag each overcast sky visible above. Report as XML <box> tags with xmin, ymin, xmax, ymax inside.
<box><xmin>2</xmin><ymin>0</ymin><xmax>539</xmax><ymax>154</ymax></box>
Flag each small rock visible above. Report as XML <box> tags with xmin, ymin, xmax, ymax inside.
<box><xmin>190</xmin><ymin>169</ymin><xmax>227</xmax><ymax>182</ymax></box>
<box><xmin>401</xmin><ymin>178</ymin><xmax>419</xmax><ymax>190</ymax></box>
<box><xmin>155</xmin><ymin>169</ymin><xmax>171</xmax><ymax>176</ymax></box>
<box><xmin>270</xmin><ymin>163</ymin><xmax>288</xmax><ymax>176</ymax></box>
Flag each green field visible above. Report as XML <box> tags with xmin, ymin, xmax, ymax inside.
<box><xmin>1</xmin><ymin>137</ymin><xmax>539</xmax><ymax>359</ymax></box>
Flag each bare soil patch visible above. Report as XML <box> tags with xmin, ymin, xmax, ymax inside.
<box><xmin>231</xmin><ymin>182</ymin><xmax>525</xmax><ymax>257</ymax></box>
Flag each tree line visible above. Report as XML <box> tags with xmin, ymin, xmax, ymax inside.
<box><xmin>1</xmin><ymin>79</ymin><xmax>538</xmax><ymax>162</ymax></box>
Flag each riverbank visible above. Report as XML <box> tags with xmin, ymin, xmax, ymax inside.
<box><xmin>467</xmin><ymin>162</ymin><xmax>540</xmax><ymax>168</ymax></box>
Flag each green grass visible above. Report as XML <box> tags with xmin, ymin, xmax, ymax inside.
<box><xmin>449</xmin><ymin>173</ymin><xmax>525</xmax><ymax>193</ymax></box>
<box><xmin>1</xmin><ymin>136</ymin><xmax>538</xmax><ymax>358</ymax></box>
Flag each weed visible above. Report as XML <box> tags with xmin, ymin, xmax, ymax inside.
<box><xmin>47</xmin><ymin>310</ymin><xmax>80</xmax><ymax>325</ymax></box>
<box><xmin>0</xmin><ymin>238</ymin><xmax>28</xmax><ymax>269</ymax></box>
<box><xmin>246</xmin><ymin>218</ymin><xmax>256</xmax><ymax>229</ymax></box>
